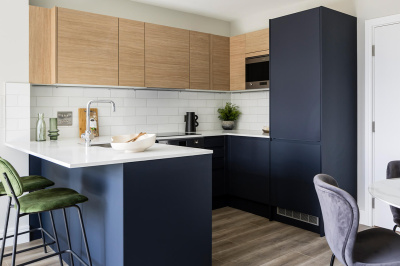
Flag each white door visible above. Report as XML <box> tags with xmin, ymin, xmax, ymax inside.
<box><xmin>373</xmin><ymin>21</ymin><xmax>400</xmax><ymax>229</ymax></box>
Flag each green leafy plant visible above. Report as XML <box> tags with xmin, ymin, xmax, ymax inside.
<box><xmin>217</xmin><ymin>102</ymin><xmax>242</xmax><ymax>121</ymax></box>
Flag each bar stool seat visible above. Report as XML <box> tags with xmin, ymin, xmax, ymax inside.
<box><xmin>18</xmin><ymin>187</ymin><xmax>88</xmax><ymax>213</ymax></box>
<box><xmin>0</xmin><ymin>175</ymin><xmax>54</xmax><ymax>195</ymax></box>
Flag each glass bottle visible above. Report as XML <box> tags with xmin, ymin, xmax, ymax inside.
<box><xmin>36</xmin><ymin>113</ymin><xmax>46</xmax><ymax>141</ymax></box>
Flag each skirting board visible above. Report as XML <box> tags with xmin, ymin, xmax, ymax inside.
<box><xmin>0</xmin><ymin>225</ymin><xmax>30</xmax><ymax>247</ymax></box>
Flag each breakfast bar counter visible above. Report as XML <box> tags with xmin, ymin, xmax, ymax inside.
<box><xmin>6</xmin><ymin>139</ymin><xmax>212</xmax><ymax>266</ymax></box>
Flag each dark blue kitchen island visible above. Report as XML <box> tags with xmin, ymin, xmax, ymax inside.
<box><xmin>8</xmin><ymin>140</ymin><xmax>212</xmax><ymax>266</ymax></box>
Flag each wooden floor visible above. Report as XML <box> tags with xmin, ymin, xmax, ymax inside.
<box><xmin>1</xmin><ymin>239</ymin><xmax>61</xmax><ymax>266</ymax></box>
<box><xmin>1</xmin><ymin>207</ymin><xmax>369</xmax><ymax>266</ymax></box>
<box><xmin>212</xmin><ymin>207</ymin><xmax>369</xmax><ymax>266</ymax></box>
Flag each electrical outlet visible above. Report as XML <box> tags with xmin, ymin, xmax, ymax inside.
<box><xmin>57</xmin><ymin>111</ymin><xmax>73</xmax><ymax>126</ymax></box>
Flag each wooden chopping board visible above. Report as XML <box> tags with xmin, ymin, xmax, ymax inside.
<box><xmin>79</xmin><ymin>108</ymin><xmax>99</xmax><ymax>137</ymax></box>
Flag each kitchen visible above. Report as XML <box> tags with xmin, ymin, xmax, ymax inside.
<box><xmin>1</xmin><ymin>0</ymin><xmax>400</xmax><ymax>266</ymax></box>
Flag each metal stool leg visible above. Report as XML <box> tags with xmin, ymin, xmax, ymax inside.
<box><xmin>49</xmin><ymin>211</ymin><xmax>63</xmax><ymax>266</ymax></box>
<box><xmin>330</xmin><ymin>253</ymin><xmax>335</xmax><ymax>266</ymax></box>
<box><xmin>75</xmin><ymin>206</ymin><xmax>92</xmax><ymax>266</ymax></box>
<box><xmin>38</xmin><ymin>212</ymin><xmax>48</xmax><ymax>253</ymax></box>
<box><xmin>11</xmin><ymin>205</ymin><xmax>20</xmax><ymax>266</ymax></box>
<box><xmin>62</xmin><ymin>208</ymin><xmax>74</xmax><ymax>266</ymax></box>
<box><xmin>0</xmin><ymin>197</ymin><xmax>11</xmax><ymax>265</ymax></box>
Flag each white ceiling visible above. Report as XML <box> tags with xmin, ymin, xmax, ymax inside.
<box><xmin>130</xmin><ymin>0</ymin><xmax>306</xmax><ymax>21</ymax></box>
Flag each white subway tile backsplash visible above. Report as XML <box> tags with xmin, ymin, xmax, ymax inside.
<box><xmin>157</xmin><ymin>108</ymin><xmax>179</xmax><ymax>116</ymax></box>
<box><xmin>136</xmin><ymin>90</ymin><xmax>158</xmax><ymax>99</ymax></box>
<box><xmin>6</xmin><ymin>95</ymin><xmax>18</xmax><ymax>106</ymax></box>
<box><xmin>158</xmin><ymin>91</ymin><xmax>179</xmax><ymax>99</ymax></box>
<box><xmin>37</xmin><ymin>97</ymin><xmax>68</xmax><ymax>107</ymax></box>
<box><xmin>83</xmin><ymin>88</ymin><xmax>111</xmax><ymax>98</ymax></box>
<box><xmin>53</xmin><ymin>87</ymin><xmax>83</xmax><ymax>97</ymax></box>
<box><xmin>28</xmin><ymin>86</ymin><xmax>269</xmax><ymax>139</ymax></box>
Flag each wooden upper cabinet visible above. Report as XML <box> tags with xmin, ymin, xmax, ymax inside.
<box><xmin>145</xmin><ymin>23</ymin><xmax>189</xmax><ymax>89</ymax></box>
<box><xmin>190</xmin><ymin>31</ymin><xmax>210</xmax><ymax>90</ymax></box>
<box><xmin>210</xmin><ymin>35</ymin><xmax>230</xmax><ymax>91</ymax></box>
<box><xmin>119</xmin><ymin>18</ymin><xmax>145</xmax><ymax>87</ymax></box>
<box><xmin>245</xmin><ymin>28</ymin><xmax>269</xmax><ymax>56</ymax></box>
<box><xmin>57</xmin><ymin>8</ymin><xmax>119</xmax><ymax>86</ymax></box>
<box><xmin>230</xmin><ymin>34</ymin><xmax>246</xmax><ymax>91</ymax></box>
<box><xmin>29</xmin><ymin>6</ymin><xmax>52</xmax><ymax>84</ymax></box>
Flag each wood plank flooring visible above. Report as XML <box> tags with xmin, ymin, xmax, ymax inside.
<box><xmin>1</xmin><ymin>207</ymin><xmax>369</xmax><ymax>266</ymax></box>
<box><xmin>212</xmin><ymin>207</ymin><xmax>369</xmax><ymax>266</ymax></box>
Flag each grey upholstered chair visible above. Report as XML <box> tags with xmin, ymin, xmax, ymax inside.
<box><xmin>314</xmin><ymin>174</ymin><xmax>400</xmax><ymax>266</ymax></box>
<box><xmin>386</xmin><ymin>161</ymin><xmax>400</xmax><ymax>231</ymax></box>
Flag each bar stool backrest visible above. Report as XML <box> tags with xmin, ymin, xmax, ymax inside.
<box><xmin>0</xmin><ymin>158</ymin><xmax>23</xmax><ymax>197</ymax></box>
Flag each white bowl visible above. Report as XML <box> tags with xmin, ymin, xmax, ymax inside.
<box><xmin>111</xmin><ymin>134</ymin><xmax>156</xmax><ymax>153</ymax></box>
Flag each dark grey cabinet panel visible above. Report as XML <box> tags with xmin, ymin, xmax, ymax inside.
<box><xmin>270</xmin><ymin>140</ymin><xmax>321</xmax><ymax>216</ymax></box>
<box><xmin>227</xmin><ymin>136</ymin><xmax>270</xmax><ymax>204</ymax></box>
<box><xmin>270</xmin><ymin>8</ymin><xmax>321</xmax><ymax>142</ymax></box>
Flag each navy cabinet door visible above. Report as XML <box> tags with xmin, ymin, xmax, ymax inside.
<box><xmin>270</xmin><ymin>140</ymin><xmax>321</xmax><ymax>216</ymax></box>
<box><xmin>228</xmin><ymin>136</ymin><xmax>270</xmax><ymax>204</ymax></box>
<box><xmin>270</xmin><ymin>8</ymin><xmax>321</xmax><ymax>141</ymax></box>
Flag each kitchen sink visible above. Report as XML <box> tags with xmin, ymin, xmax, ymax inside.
<box><xmin>90</xmin><ymin>143</ymin><xmax>112</xmax><ymax>148</ymax></box>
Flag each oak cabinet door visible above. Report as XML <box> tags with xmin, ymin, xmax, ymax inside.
<box><xmin>230</xmin><ymin>34</ymin><xmax>246</xmax><ymax>91</ymax></box>
<box><xmin>57</xmin><ymin>8</ymin><xmax>119</xmax><ymax>86</ymax></box>
<box><xmin>145</xmin><ymin>23</ymin><xmax>189</xmax><ymax>89</ymax></box>
<box><xmin>211</xmin><ymin>35</ymin><xmax>230</xmax><ymax>91</ymax></box>
<box><xmin>119</xmin><ymin>18</ymin><xmax>145</xmax><ymax>87</ymax></box>
<box><xmin>190</xmin><ymin>31</ymin><xmax>210</xmax><ymax>90</ymax></box>
<box><xmin>246</xmin><ymin>28</ymin><xmax>269</xmax><ymax>56</ymax></box>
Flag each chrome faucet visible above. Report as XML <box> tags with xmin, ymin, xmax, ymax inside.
<box><xmin>81</xmin><ymin>100</ymin><xmax>116</xmax><ymax>147</ymax></box>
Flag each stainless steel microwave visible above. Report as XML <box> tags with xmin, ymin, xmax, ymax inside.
<box><xmin>245</xmin><ymin>55</ymin><xmax>269</xmax><ymax>89</ymax></box>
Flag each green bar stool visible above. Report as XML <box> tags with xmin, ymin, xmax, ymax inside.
<box><xmin>0</xmin><ymin>171</ymin><xmax>55</xmax><ymax>255</ymax></box>
<box><xmin>0</xmin><ymin>158</ymin><xmax>92</xmax><ymax>266</ymax></box>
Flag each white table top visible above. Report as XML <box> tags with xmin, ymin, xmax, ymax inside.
<box><xmin>5</xmin><ymin>138</ymin><xmax>212</xmax><ymax>169</ymax></box>
<box><xmin>369</xmin><ymin>178</ymin><xmax>400</xmax><ymax>208</ymax></box>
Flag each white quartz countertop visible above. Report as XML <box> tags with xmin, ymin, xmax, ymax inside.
<box><xmin>5</xmin><ymin>139</ymin><xmax>213</xmax><ymax>169</ymax></box>
<box><xmin>156</xmin><ymin>130</ymin><xmax>270</xmax><ymax>140</ymax></box>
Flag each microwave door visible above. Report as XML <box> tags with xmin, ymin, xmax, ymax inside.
<box><xmin>246</xmin><ymin>56</ymin><xmax>269</xmax><ymax>89</ymax></box>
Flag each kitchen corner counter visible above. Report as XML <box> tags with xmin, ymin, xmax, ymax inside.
<box><xmin>5</xmin><ymin>139</ymin><xmax>212</xmax><ymax>168</ymax></box>
<box><xmin>156</xmin><ymin>130</ymin><xmax>270</xmax><ymax>140</ymax></box>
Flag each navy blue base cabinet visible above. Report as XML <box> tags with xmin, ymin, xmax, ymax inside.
<box><xmin>29</xmin><ymin>154</ymin><xmax>212</xmax><ymax>266</ymax></box>
<box><xmin>226</xmin><ymin>136</ymin><xmax>271</xmax><ymax>218</ymax></box>
<box><xmin>270</xmin><ymin>7</ymin><xmax>357</xmax><ymax>235</ymax></box>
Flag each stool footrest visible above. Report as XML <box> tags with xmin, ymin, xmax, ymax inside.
<box><xmin>17</xmin><ymin>249</ymin><xmax>89</xmax><ymax>266</ymax></box>
<box><xmin>0</xmin><ymin>227</ymin><xmax>55</xmax><ymax>242</ymax></box>
<box><xmin>2</xmin><ymin>241</ymin><xmax>56</xmax><ymax>258</ymax></box>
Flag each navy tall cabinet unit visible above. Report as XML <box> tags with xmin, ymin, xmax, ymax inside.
<box><xmin>269</xmin><ymin>7</ymin><xmax>357</xmax><ymax>235</ymax></box>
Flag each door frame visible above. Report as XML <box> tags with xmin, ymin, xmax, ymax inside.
<box><xmin>365</xmin><ymin>14</ymin><xmax>400</xmax><ymax>227</ymax></box>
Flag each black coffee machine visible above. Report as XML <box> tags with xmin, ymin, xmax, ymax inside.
<box><xmin>184</xmin><ymin>112</ymin><xmax>199</xmax><ymax>133</ymax></box>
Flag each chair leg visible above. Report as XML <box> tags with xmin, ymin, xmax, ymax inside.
<box><xmin>37</xmin><ymin>212</ymin><xmax>48</xmax><ymax>253</ymax></box>
<box><xmin>75</xmin><ymin>206</ymin><xmax>92</xmax><ymax>266</ymax></box>
<box><xmin>11</xmin><ymin>206</ymin><xmax>20</xmax><ymax>266</ymax></box>
<box><xmin>62</xmin><ymin>208</ymin><xmax>74</xmax><ymax>266</ymax></box>
<box><xmin>0</xmin><ymin>197</ymin><xmax>11</xmax><ymax>265</ymax></box>
<box><xmin>393</xmin><ymin>224</ymin><xmax>398</xmax><ymax>232</ymax></box>
<box><xmin>330</xmin><ymin>253</ymin><xmax>335</xmax><ymax>266</ymax></box>
<box><xmin>49</xmin><ymin>211</ymin><xmax>63</xmax><ymax>266</ymax></box>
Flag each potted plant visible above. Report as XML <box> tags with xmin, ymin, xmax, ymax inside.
<box><xmin>217</xmin><ymin>102</ymin><xmax>242</xmax><ymax>130</ymax></box>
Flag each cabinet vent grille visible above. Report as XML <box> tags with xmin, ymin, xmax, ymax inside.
<box><xmin>277</xmin><ymin>207</ymin><xmax>319</xmax><ymax>226</ymax></box>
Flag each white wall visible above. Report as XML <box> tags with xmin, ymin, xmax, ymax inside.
<box><xmin>0</xmin><ymin>0</ymin><xmax>30</xmax><ymax>244</ymax></box>
<box><xmin>29</xmin><ymin>0</ymin><xmax>230</xmax><ymax>36</ymax></box>
<box><xmin>230</xmin><ymin>0</ymin><xmax>356</xmax><ymax>35</ymax></box>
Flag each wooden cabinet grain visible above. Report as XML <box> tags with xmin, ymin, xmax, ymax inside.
<box><xmin>190</xmin><ymin>31</ymin><xmax>210</xmax><ymax>90</ymax></box>
<box><xmin>210</xmin><ymin>35</ymin><xmax>230</xmax><ymax>91</ymax></box>
<box><xmin>119</xmin><ymin>18</ymin><xmax>144</xmax><ymax>87</ymax></box>
<box><xmin>29</xmin><ymin>7</ymin><xmax>119</xmax><ymax>86</ymax></box>
<box><xmin>246</xmin><ymin>28</ymin><xmax>269</xmax><ymax>56</ymax></box>
<box><xmin>57</xmin><ymin>8</ymin><xmax>119</xmax><ymax>86</ymax></box>
<box><xmin>145</xmin><ymin>23</ymin><xmax>189</xmax><ymax>89</ymax></box>
<box><xmin>230</xmin><ymin>34</ymin><xmax>246</xmax><ymax>91</ymax></box>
